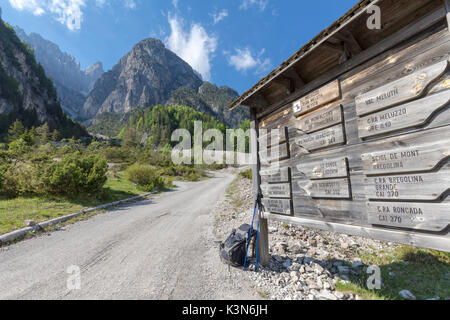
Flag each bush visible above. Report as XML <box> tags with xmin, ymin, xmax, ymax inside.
<box><xmin>239</xmin><ymin>169</ymin><xmax>252</xmax><ymax>180</ymax></box>
<box><xmin>125</xmin><ymin>164</ymin><xmax>166</xmax><ymax>192</ymax></box>
<box><xmin>0</xmin><ymin>163</ymin><xmax>36</xmax><ymax>197</ymax></box>
<box><xmin>42</xmin><ymin>154</ymin><xmax>108</xmax><ymax>195</ymax></box>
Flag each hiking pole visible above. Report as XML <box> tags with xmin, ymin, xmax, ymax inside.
<box><xmin>243</xmin><ymin>199</ymin><xmax>258</xmax><ymax>269</ymax></box>
<box><xmin>255</xmin><ymin>205</ymin><xmax>261</xmax><ymax>271</ymax></box>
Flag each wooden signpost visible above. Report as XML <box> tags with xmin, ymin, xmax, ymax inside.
<box><xmin>302</xmin><ymin>178</ymin><xmax>351</xmax><ymax>199</ymax></box>
<box><xmin>261</xmin><ymin>183</ymin><xmax>291</xmax><ymax>198</ymax></box>
<box><xmin>295</xmin><ymin>104</ymin><xmax>343</xmax><ymax>133</ymax></box>
<box><xmin>367</xmin><ymin>202</ymin><xmax>450</xmax><ymax>232</ymax></box>
<box><xmin>294</xmin><ymin>157</ymin><xmax>348</xmax><ymax>179</ymax></box>
<box><xmin>291</xmin><ymin>124</ymin><xmax>345</xmax><ymax>152</ymax></box>
<box><xmin>231</xmin><ymin>0</ymin><xmax>450</xmax><ymax>263</ymax></box>
<box><xmin>358</xmin><ymin>90</ymin><xmax>450</xmax><ymax>138</ymax></box>
<box><xmin>293</xmin><ymin>80</ymin><xmax>341</xmax><ymax>117</ymax></box>
<box><xmin>355</xmin><ymin>60</ymin><xmax>449</xmax><ymax>116</ymax></box>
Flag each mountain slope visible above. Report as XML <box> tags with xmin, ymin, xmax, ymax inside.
<box><xmin>167</xmin><ymin>82</ymin><xmax>249</xmax><ymax>128</ymax></box>
<box><xmin>14</xmin><ymin>27</ymin><xmax>104</xmax><ymax>118</ymax></box>
<box><xmin>81</xmin><ymin>38</ymin><xmax>203</xmax><ymax>120</ymax></box>
<box><xmin>0</xmin><ymin>18</ymin><xmax>87</xmax><ymax>138</ymax></box>
<box><xmin>118</xmin><ymin>104</ymin><xmax>226</xmax><ymax>147</ymax></box>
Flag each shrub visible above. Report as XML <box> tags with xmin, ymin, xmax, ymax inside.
<box><xmin>0</xmin><ymin>163</ymin><xmax>36</xmax><ymax>197</ymax></box>
<box><xmin>125</xmin><ymin>164</ymin><xmax>165</xmax><ymax>192</ymax></box>
<box><xmin>239</xmin><ymin>169</ymin><xmax>252</xmax><ymax>180</ymax></box>
<box><xmin>42</xmin><ymin>154</ymin><xmax>108</xmax><ymax>195</ymax></box>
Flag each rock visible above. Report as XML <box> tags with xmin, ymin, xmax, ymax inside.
<box><xmin>399</xmin><ymin>290</ymin><xmax>416</xmax><ymax>300</ymax></box>
<box><xmin>314</xmin><ymin>264</ymin><xmax>325</xmax><ymax>274</ymax></box>
<box><xmin>426</xmin><ymin>297</ymin><xmax>440</xmax><ymax>301</ymax></box>
<box><xmin>341</xmin><ymin>242</ymin><xmax>349</xmax><ymax>249</ymax></box>
<box><xmin>317</xmin><ymin>290</ymin><xmax>338</xmax><ymax>300</ymax></box>
<box><xmin>289</xmin><ymin>263</ymin><xmax>301</xmax><ymax>272</ymax></box>
<box><xmin>25</xmin><ymin>220</ymin><xmax>36</xmax><ymax>226</ymax></box>
<box><xmin>335</xmin><ymin>291</ymin><xmax>345</xmax><ymax>299</ymax></box>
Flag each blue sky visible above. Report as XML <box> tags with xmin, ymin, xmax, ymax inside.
<box><xmin>1</xmin><ymin>0</ymin><xmax>357</xmax><ymax>94</ymax></box>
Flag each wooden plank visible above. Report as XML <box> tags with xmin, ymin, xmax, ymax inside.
<box><xmin>293</xmin><ymin>157</ymin><xmax>348</xmax><ymax>180</ymax></box>
<box><xmin>261</xmin><ymin>198</ymin><xmax>292</xmax><ymax>215</ymax></box>
<box><xmin>355</xmin><ymin>60</ymin><xmax>449</xmax><ymax>116</ymax></box>
<box><xmin>261</xmin><ymin>183</ymin><xmax>291</xmax><ymax>198</ymax></box>
<box><xmin>367</xmin><ymin>202</ymin><xmax>450</xmax><ymax>232</ymax></box>
<box><xmin>298</xmin><ymin>178</ymin><xmax>351</xmax><ymax>199</ymax></box>
<box><xmin>294</xmin><ymin>104</ymin><xmax>343</xmax><ymax>133</ymax></box>
<box><xmin>252</xmin><ymin>107</ymin><xmax>271</xmax><ymax>268</ymax></box>
<box><xmin>260</xmin><ymin>167</ymin><xmax>290</xmax><ymax>183</ymax></box>
<box><xmin>290</xmin><ymin>124</ymin><xmax>345</xmax><ymax>153</ymax></box>
<box><xmin>358</xmin><ymin>89</ymin><xmax>450</xmax><ymax>138</ymax></box>
<box><xmin>258</xmin><ymin>127</ymin><xmax>288</xmax><ymax>149</ymax></box>
<box><xmin>362</xmin><ymin>137</ymin><xmax>450</xmax><ymax>175</ymax></box>
<box><xmin>259</xmin><ymin>142</ymin><xmax>289</xmax><ymax>164</ymax></box>
<box><xmin>292</xmin><ymin>80</ymin><xmax>341</xmax><ymax>117</ymax></box>
<box><xmin>250</xmin><ymin>108</ymin><xmax>261</xmax><ymax>202</ymax></box>
<box><xmin>365</xmin><ymin>168</ymin><xmax>450</xmax><ymax>201</ymax></box>
<box><xmin>261</xmin><ymin>212</ymin><xmax>450</xmax><ymax>253</ymax></box>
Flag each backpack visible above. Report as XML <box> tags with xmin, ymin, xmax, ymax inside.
<box><xmin>219</xmin><ymin>224</ymin><xmax>253</xmax><ymax>267</ymax></box>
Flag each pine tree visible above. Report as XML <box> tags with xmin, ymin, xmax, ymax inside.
<box><xmin>7</xmin><ymin>119</ymin><xmax>24</xmax><ymax>141</ymax></box>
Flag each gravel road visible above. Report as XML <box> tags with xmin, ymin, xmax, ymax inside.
<box><xmin>0</xmin><ymin>170</ymin><xmax>260</xmax><ymax>300</ymax></box>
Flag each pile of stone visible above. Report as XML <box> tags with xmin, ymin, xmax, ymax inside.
<box><xmin>213</xmin><ymin>173</ymin><xmax>396</xmax><ymax>300</ymax></box>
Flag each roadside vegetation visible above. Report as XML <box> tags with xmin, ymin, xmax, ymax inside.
<box><xmin>336</xmin><ymin>246</ymin><xmax>450</xmax><ymax>300</ymax></box>
<box><xmin>0</xmin><ymin>115</ymin><xmax>227</xmax><ymax>235</ymax></box>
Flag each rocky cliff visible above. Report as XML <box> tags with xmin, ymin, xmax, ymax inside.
<box><xmin>81</xmin><ymin>38</ymin><xmax>203</xmax><ymax>120</ymax></box>
<box><xmin>14</xmin><ymin>27</ymin><xmax>104</xmax><ymax>118</ymax></box>
<box><xmin>0</xmin><ymin>19</ymin><xmax>87</xmax><ymax>138</ymax></box>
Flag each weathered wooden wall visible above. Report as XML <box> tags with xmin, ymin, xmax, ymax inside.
<box><xmin>256</xmin><ymin>5</ymin><xmax>450</xmax><ymax>251</ymax></box>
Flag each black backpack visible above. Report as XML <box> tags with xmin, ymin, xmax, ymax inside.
<box><xmin>219</xmin><ymin>224</ymin><xmax>253</xmax><ymax>267</ymax></box>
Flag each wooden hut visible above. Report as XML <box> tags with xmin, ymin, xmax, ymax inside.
<box><xmin>229</xmin><ymin>0</ymin><xmax>450</xmax><ymax>265</ymax></box>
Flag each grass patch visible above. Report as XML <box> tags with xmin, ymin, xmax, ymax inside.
<box><xmin>335</xmin><ymin>245</ymin><xmax>450</xmax><ymax>300</ymax></box>
<box><xmin>225</xmin><ymin>176</ymin><xmax>246</xmax><ymax>209</ymax></box>
<box><xmin>0</xmin><ymin>171</ymin><xmax>143</xmax><ymax>235</ymax></box>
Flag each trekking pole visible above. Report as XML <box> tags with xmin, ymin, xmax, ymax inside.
<box><xmin>255</xmin><ymin>205</ymin><xmax>261</xmax><ymax>271</ymax></box>
<box><xmin>243</xmin><ymin>199</ymin><xmax>258</xmax><ymax>268</ymax></box>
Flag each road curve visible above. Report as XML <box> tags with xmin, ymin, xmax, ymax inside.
<box><xmin>0</xmin><ymin>171</ymin><xmax>260</xmax><ymax>300</ymax></box>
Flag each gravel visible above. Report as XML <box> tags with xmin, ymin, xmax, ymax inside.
<box><xmin>214</xmin><ymin>175</ymin><xmax>396</xmax><ymax>301</ymax></box>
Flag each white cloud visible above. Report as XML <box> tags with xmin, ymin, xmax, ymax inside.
<box><xmin>239</xmin><ymin>0</ymin><xmax>268</xmax><ymax>11</ymax></box>
<box><xmin>124</xmin><ymin>0</ymin><xmax>136</xmax><ymax>9</ymax></box>
<box><xmin>8</xmin><ymin>0</ymin><xmax>45</xmax><ymax>16</ymax></box>
<box><xmin>227</xmin><ymin>47</ymin><xmax>271</xmax><ymax>75</ymax></box>
<box><xmin>8</xmin><ymin>0</ymin><xmax>85</xmax><ymax>31</ymax></box>
<box><xmin>49</xmin><ymin>0</ymin><xmax>85</xmax><ymax>31</ymax></box>
<box><xmin>211</xmin><ymin>9</ymin><xmax>228</xmax><ymax>25</ymax></box>
<box><xmin>166</xmin><ymin>14</ymin><xmax>218</xmax><ymax>81</ymax></box>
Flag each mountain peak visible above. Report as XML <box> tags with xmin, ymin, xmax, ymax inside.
<box><xmin>81</xmin><ymin>37</ymin><xmax>203</xmax><ymax>119</ymax></box>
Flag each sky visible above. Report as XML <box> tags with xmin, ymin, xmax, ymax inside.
<box><xmin>1</xmin><ymin>0</ymin><xmax>358</xmax><ymax>95</ymax></box>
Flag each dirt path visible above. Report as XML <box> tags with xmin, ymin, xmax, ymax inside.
<box><xmin>0</xmin><ymin>170</ymin><xmax>260</xmax><ymax>300</ymax></box>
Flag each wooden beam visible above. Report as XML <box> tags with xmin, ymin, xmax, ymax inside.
<box><xmin>248</xmin><ymin>93</ymin><xmax>270</xmax><ymax>109</ymax></box>
<box><xmin>445</xmin><ymin>0</ymin><xmax>450</xmax><ymax>30</ymax></box>
<box><xmin>262</xmin><ymin>213</ymin><xmax>450</xmax><ymax>253</ymax></box>
<box><xmin>250</xmin><ymin>108</ymin><xmax>270</xmax><ymax>267</ymax></box>
<box><xmin>334</xmin><ymin>30</ymin><xmax>363</xmax><ymax>56</ymax></box>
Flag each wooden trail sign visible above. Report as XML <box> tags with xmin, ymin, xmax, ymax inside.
<box><xmin>355</xmin><ymin>60</ymin><xmax>449</xmax><ymax>116</ymax></box>
<box><xmin>293</xmin><ymin>80</ymin><xmax>341</xmax><ymax>117</ymax></box>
